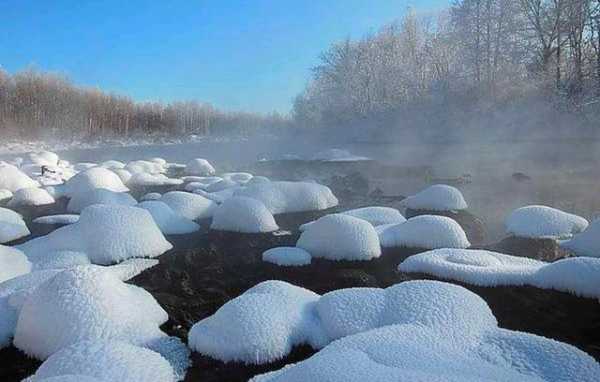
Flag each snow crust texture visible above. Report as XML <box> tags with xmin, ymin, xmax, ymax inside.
<box><xmin>506</xmin><ymin>205</ymin><xmax>588</xmax><ymax>239</ymax></box>
<box><xmin>210</xmin><ymin>197</ymin><xmax>278</xmax><ymax>233</ymax></box>
<box><xmin>159</xmin><ymin>191</ymin><xmax>217</xmax><ymax>220</ymax></box>
<box><xmin>379</xmin><ymin>215</ymin><xmax>470</xmax><ymax>249</ymax></box>
<box><xmin>262</xmin><ymin>247</ymin><xmax>312</xmax><ymax>266</ymax></box>
<box><xmin>8</xmin><ymin>187</ymin><xmax>55</xmax><ymax>207</ymax></box>
<box><xmin>401</xmin><ymin>184</ymin><xmax>468</xmax><ymax>211</ymax></box>
<box><xmin>560</xmin><ymin>218</ymin><xmax>600</xmax><ymax>257</ymax></box>
<box><xmin>67</xmin><ymin>188</ymin><xmax>137</xmax><ymax>213</ymax></box>
<box><xmin>137</xmin><ymin>201</ymin><xmax>200</xmax><ymax>235</ymax></box>
<box><xmin>0</xmin><ymin>207</ymin><xmax>30</xmax><ymax>243</ymax></box>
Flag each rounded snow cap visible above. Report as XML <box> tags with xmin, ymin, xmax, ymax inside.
<box><xmin>160</xmin><ymin>191</ymin><xmax>217</xmax><ymax>220</ymax></box>
<box><xmin>0</xmin><ymin>245</ymin><xmax>31</xmax><ymax>283</ymax></box>
<box><xmin>297</xmin><ymin>214</ymin><xmax>381</xmax><ymax>261</ymax></box>
<box><xmin>8</xmin><ymin>187</ymin><xmax>55</xmax><ymax>208</ymax></box>
<box><xmin>379</xmin><ymin>215</ymin><xmax>470</xmax><ymax>249</ymax></box>
<box><xmin>14</xmin><ymin>265</ymin><xmax>168</xmax><ymax>360</ymax></box>
<box><xmin>211</xmin><ymin>196</ymin><xmax>278</xmax><ymax>233</ymax></box>
<box><xmin>402</xmin><ymin>184</ymin><xmax>468</xmax><ymax>212</ymax></box>
<box><xmin>185</xmin><ymin>158</ymin><xmax>216</xmax><ymax>176</ymax></box>
<box><xmin>0</xmin><ymin>163</ymin><xmax>40</xmax><ymax>193</ymax></box>
<box><xmin>137</xmin><ymin>201</ymin><xmax>200</xmax><ymax>235</ymax></box>
<box><xmin>506</xmin><ymin>205</ymin><xmax>588</xmax><ymax>239</ymax></box>
<box><xmin>65</xmin><ymin>167</ymin><xmax>129</xmax><ymax>197</ymax></box>
<box><xmin>67</xmin><ymin>188</ymin><xmax>137</xmax><ymax>213</ymax></box>
<box><xmin>262</xmin><ymin>247</ymin><xmax>312</xmax><ymax>266</ymax></box>
<box><xmin>0</xmin><ymin>207</ymin><xmax>30</xmax><ymax>243</ymax></box>
<box><xmin>560</xmin><ymin>218</ymin><xmax>600</xmax><ymax>258</ymax></box>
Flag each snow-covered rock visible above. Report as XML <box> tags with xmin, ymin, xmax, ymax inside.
<box><xmin>399</xmin><ymin>248</ymin><xmax>600</xmax><ymax>299</ymax></box>
<box><xmin>194</xmin><ymin>187</ymin><xmax>239</xmax><ymax>204</ymax></box>
<box><xmin>0</xmin><ymin>189</ymin><xmax>13</xmax><ymax>202</ymax></box>
<box><xmin>14</xmin><ymin>265</ymin><xmax>169</xmax><ymax>359</ymax></box>
<box><xmin>221</xmin><ymin>172</ymin><xmax>253</xmax><ymax>184</ymax></box>
<box><xmin>188</xmin><ymin>280</ymin><xmax>328</xmax><ymax>364</ymax></box>
<box><xmin>300</xmin><ymin>206</ymin><xmax>405</xmax><ymax>231</ymax></box>
<box><xmin>129</xmin><ymin>173</ymin><xmax>183</xmax><ymax>187</ymax></box>
<box><xmin>73</xmin><ymin>163</ymin><xmax>97</xmax><ymax>172</ymax></box>
<box><xmin>141</xmin><ymin>192</ymin><xmax>162</xmax><ymax>201</ymax></box>
<box><xmin>262</xmin><ymin>247</ymin><xmax>312</xmax><ymax>266</ymax></box>
<box><xmin>0</xmin><ymin>163</ymin><xmax>40</xmax><ymax>192</ymax></box>
<box><xmin>125</xmin><ymin>160</ymin><xmax>165</xmax><ymax>175</ymax></box>
<box><xmin>67</xmin><ymin>188</ymin><xmax>137</xmax><ymax>213</ymax></box>
<box><xmin>19</xmin><ymin>204</ymin><xmax>172</xmax><ymax>265</ymax></box>
<box><xmin>379</xmin><ymin>215</ymin><xmax>470</xmax><ymax>249</ymax></box>
<box><xmin>210</xmin><ymin>197</ymin><xmax>278</xmax><ymax>233</ymax></box>
<box><xmin>0</xmin><ymin>245</ymin><xmax>31</xmax><ymax>283</ymax></box>
<box><xmin>24</xmin><ymin>340</ymin><xmax>176</xmax><ymax>382</ymax></box>
<box><xmin>28</xmin><ymin>151</ymin><xmax>59</xmax><ymax>167</ymax></box>
<box><xmin>182</xmin><ymin>176</ymin><xmax>222</xmax><ymax>188</ymax></box>
<box><xmin>235</xmin><ymin>181</ymin><xmax>338</xmax><ymax>214</ymax></box>
<box><xmin>560</xmin><ymin>218</ymin><xmax>600</xmax><ymax>257</ymax></box>
<box><xmin>100</xmin><ymin>160</ymin><xmax>126</xmax><ymax>169</ymax></box>
<box><xmin>185</xmin><ymin>159</ymin><xmax>215</xmax><ymax>176</ymax></box>
<box><xmin>401</xmin><ymin>184</ymin><xmax>468</xmax><ymax>212</ymax></box>
<box><xmin>246</xmin><ymin>176</ymin><xmax>270</xmax><ymax>187</ymax></box>
<box><xmin>137</xmin><ymin>201</ymin><xmax>200</xmax><ymax>235</ymax></box>
<box><xmin>159</xmin><ymin>191</ymin><xmax>217</xmax><ymax>220</ymax></box>
<box><xmin>297</xmin><ymin>214</ymin><xmax>381</xmax><ymax>261</ymax></box>
<box><xmin>112</xmin><ymin>168</ymin><xmax>133</xmax><ymax>184</ymax></box>
<box><xmin>65</xmin><ymin>167</ymin><xmax>129</xmax><ymax>197</ymax></box>
<box><xmin>33</xmin><ymin>215</ymin><xmax>80</xmax><ymax>225</ymax></box>
<box><xmin>7</xmin><ymin>187</ymin><xmax>55</xmax><ymax>208</ymax></box>
<box><xmin>205</xmin><ymin>178</ymin><xmax>238</xmax><ymax>193</ymax></box>
<box><xmin>0</xmin><ymin>207</ymin><xmax>30</xmax><ymax>243</ymax></box>
<box><xmin>506</xmin><ymin>205</ymin><xmax>588</xmax><ymax>239</ymax></box>
<box><xmin>32</xmin><ymin>251</ymin><xmax>91</xmax><ymax>271</ymax></box>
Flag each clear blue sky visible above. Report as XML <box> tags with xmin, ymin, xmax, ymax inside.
<box><xmin>1</xmin><ymin>0</ymin><xmax>448</xmax><ymax>113</ymax></box>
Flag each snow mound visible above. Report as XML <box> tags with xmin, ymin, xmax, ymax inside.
<box><xmin>73</xmin><ymin>163</ymin><xmax>97</xmax><ymax>172</ymax></box>
<box><xmin>399</xmin><ymin>249</ymin><xmax>600</xmax><ymax>298</ymax></box>
<box><xmin>141</xmin><ymin>192</ymin><xmax>162</xmax><ymax>201</ymax></box>
<box><xmin>100</xmin><ymin>160</ymin><xmax>125</xmax><ymax>169</ymax></box>
<box><xmin>205</xmin><ymin>178</ymin><xmax>238</xmax><ymax>192</ymax></box>
<box><xmin>560</xmin><ymin>218</ymin><xmax>600</xmax><ymax>257</ymax></box>
<box><xmin>222</xmin><ymin>172</ymin><xmax>253</xmax><ymax>184</ymax></box>
<box><xmin>8</xmin><ymin>187</ymin><xmax>55</xmax><ymax>207</ymax></box>
<box><xmin>188</xmin><ymin>280</ymin><xmax>328</xmax><ymax>364</ymax></box>
<box><xmin>33</xmin><ymin>215</ymin><xmax>80</xmax><ymax>225</ymax></box>
<box><xmin>125</xmin><ymin>160</ymin><xmax>165</xmax><ymax>175</ymax></box>
<box><xmin>185</xmin><ymin>159</ymin><xmax>215</xmax><ymax>176</ymax></box>
<box><xmin>112</xmin><ymin>168</ymin><xmax>132</xmax><ymax>184</ymax></box>
<box><xmin>19</xmin><ymin>204</ymin><xmax>172</xmax><ymax>265</ymax></box>
<box><xmin>401</xmin><ymin>184</ymin><xmax>468</xmax><ymax>211</ymax></box>
<box><xmin>159</xmin><ymin>191</ymin><xmax>217</xmax><ymax>220</ymax></box>
<box><xmin>65</xmin><ymin>167</ymin><xmax>129</xmax><ymax>197</ymax></box>
<box><xmin>28</xmin><ymin>151</ymin><xmax>59</xmax><ymax>167</ymax></box>
<box><xmin>67</xmin><ymin>188</ymin><xmax>137</xmax><ymax>213</ymax></box>
<box><xmin>398</xmin><ymin>249</ymin><xmax>544</xmax><ymax>287</ymax></box>
<box><xmin>379</xmin><ymin>215</ymin><xmax>470</xmax><ymax>249</ymax></box>
<box><xmin>0</xmin><ymin>189</ymin><xmax>12</xmax><ymax>202</ymax></box>
<box><xmin>14</xmin><ymin>265</ymin><xmax>169</xmax><ymax>359</ymax></box>
<box><xmin>235</xmin><ymin>181</ymin><xmax>338</xmax><ymax>214</ymax></box>
<box><xmin>129</xmin><ymin>173</ymin><xmax>183</xmax><ymax>187</ymax></box>
<box><xmin>0</xmin><ymin>207</ymin><xmax>30</xmax><ymax>243</ymax></box>
<box><xmin>300</xmin><ymin>206</ymin><xmax>405</xmax><ymax>231</ymax></box>
<box><xmin>506</xmin><ymin>205</ymin><xmax>588</xmax><ymax>239</ymax></box>
<box><xmin>246</xmin><ymin>176</ymin><xmax>270</xmax><ymax>187</ymax></box>
<box><xmin>210</xmin><ymin>197</ymin><xmax>278</xmax><ymax>233</ymax></box>
<box><xmin>0</xmin><ymin>245</ymin><xmax>31</xmax><ymax>283</ymax></box>
<box><xmin>25</xmin><ymin>340</ymin><xmax>176</xmax><ymax>382</ymax></box>
<box><xmin>194</xmin><ymin>187</ymin><xmax>239</xmax><ymax>203</ymax></box>
<box><xmin>0</xmin><ymin>163</ymin><xmax>40</xmax><ymax>192</ymax></box>
<box><xmin>311</xmin><ymin>149</ymin><xmax>370</xmax><ymax>162</ymax></box>
<box><xmin>182</xmin><ymin>176</ymin><xmax>222</xmax><ymax>188</ymax></box>
<box><xmin>32</xmin><ymin>251</ymin><xmax>91</xmax><ymax>271</ymax></box>
<box><xmin>262</xmin><ymin>247</ymin><xmax>311</xmax><ymax>266</ymax></box>
<box><xmin>297</xmin><ymin>214</ymin><xmax>381</xmax><ymax>261</ymax></box>
<box><xmin>137</xmin><ymin>201</ymin><xmax>200</xmax><ymax>235</ymax></box>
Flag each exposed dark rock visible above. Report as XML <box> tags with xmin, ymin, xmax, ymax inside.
<box><xmin>405</xmin><ymin>208</ymin><xmax>486</xmax><ymax>245</ymax></box>
<box><xmin>483</xmin><ymin>236</ymin><xmax>570</xmax><ymax>261</ymax></box>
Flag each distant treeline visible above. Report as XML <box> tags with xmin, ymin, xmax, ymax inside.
<box><xmin>0</xmin><ymin>69</ymin><xmax>289</xmax><ymax>139</ymax></box>
<box><xmin>293</xmin><ymin>0</ymin><xmax>600</xmax><ymax>141</ymax></box>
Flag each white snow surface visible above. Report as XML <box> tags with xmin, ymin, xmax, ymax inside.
<box><xmin>193</xmin><ymin>187</ymin><xmax>239</xmax><ymax>204</ymax></box>
<box><xmin>235</xmin><ymin>181</ymin><xmax>338</xmax><ymax>214</ymax></box>
<box><xmin>506</xmin><ymin>205</ymin><xmax>588</xmax><ymax>239</ymax></box>
<box><xmin>0</xmin><ymin>163</ymin><xmax>40</xmax><ymax>192</ymax></box>
<box><xmin>14</xmin><ymin>265</ymin><xmax>169</xmax><ymax>359</ymax></box>
<box><xmin>297</xmin><ymin>214</ymin><xmax>381</xmax><ymax>261</ymax></box>
<box><xmin>64</xmin><ymin>167</ymin><xmax>129</xmax><ymax>197</ymax></box>
<box><xmin>129</xmin><ymin>173</ymin><xmax>183</xmax><ymax>187</ymax></box>
<box><xmin>185</xmin><ymin>158</ymin><xmax>215</xmax><ymax>176</ymax></box>
<box><xmin>100</xmin><ymin>160</ymin><xmax>126</xmax><ymax>169</ymax></box>
<box><xmin>379</xmin><ymin>215</ymin><xmax>470</xmax><ymax>249</ymax></box>
<box><xmin>33</xmin><ymin>215</ymin><xmax>80</xmax><ymax>225</ymax></box>
<box><xmin>401</xmin><ymin>184</ymin><xmax>468</xmax><ymax>211</ymax></box>
<box><xmin>159</xmin><ymin>191</ymin><xmax>217</xmax><ymax>220</ymax></box>
<box><xmin>0</xmin><ymin>245</ymin><xmax>31</xmax><ymax>283</ymax></box>
<box><xmin>25</xmin><ymin>340</ymin><xmax>176</xmax><ymax>382</ymax></box>
<box><xmin>137</xmin><ymin>201</ymin><xmax>200</xmax><ymax>235</ymax></box>
<box><xmin>262</xmin><ymin>247</ymin><xmax>312</xmax><ymax>266</ymax></box>
<box><xmin>7</xmin><ymin>187</ymin><xmax>55</xmax><ymax>207</ymax></box>
<box><xmin>28</xmin><ymin>151</ymin><xmax>59</xmax><ymax>167</ymax></box>
<box><xmin>0</xmin><ymin>189</ymin><xmax>13</xmax><ymax>202</ymax></box>
<box><xmin>560</xmin><ymin>218</ymin><xmax>600</xmax><ymax>257</ymax></box>
<box><xmin>32</xmin><ymin>251</ymin><xmax>91</xmax><ymax>271</ymax></box>
<box><xmin>188</xmin><ymin>280</ymin><xmax>328</xmax><ymax>364</ymax></box>
<box><xmin>300</xmin><ymin>206</ymin><xmax>406</xmax><ymax>231</ymax></box>
<box><xmin>67</xmin><ymin>188</ymin><xmax>137</xmax><ymax>213</ymax></box>
<box><xmin>251</xmin><ymin>280</ymin><xmax>600</xmax><ymax>382</ymax></box>
<box><xmin>399</xmin><ymin>248</ymin><xmax>600</xmax><ymax>298</ymax></box>
<box><xmin>204</xmin><ymin>178</ymin><xmax>238</xmax><ymax>192</ymax></box>
<box><xmin>19</xmin><ymin>204</ymin><xmax>172</xmax><ymax>265</ymax></box>
<box><xmin>125</xmin><ymin>160</ymin><xmax>166</xmax><ymax>175</ymax></box>
<box><xmin>221</xmin><ymin>172</ymin><xmax>253</xmax><ymax>184</ymax></box>
<box><xmin>210</xmin><ymin>197</ymin><xmax>278</xmax><ymax>233</ymax></box>
<box><xmin>0</xmin><ymin>207</ymin><xmax>30</xmax><ymax>243</ymax></box>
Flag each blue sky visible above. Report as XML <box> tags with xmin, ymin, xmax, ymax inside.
<box><xmin>1</xmin><ymin>0</ymin><xmax>448</xmax><ymax>113</ymax></box>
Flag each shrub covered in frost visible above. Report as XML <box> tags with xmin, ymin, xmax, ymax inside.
<box><xmin>65</xmin><ymin>167</ymin><xmax>129</xmax><ymax>197</ymax></box>
<box><xmin>235</xmin><ymin>181</ymin><xmax>338</xmax><ymax>214</ymax></box>
<box><xmin>560</xmin><ymin>218</ymin><xmax>600</xmax><ymax>257</ymax></box>
<box><xmin>160</xmin><ymin>191</ymin><xmax>217</xmax><ymax>220</ymax></box>
<box><xmin>137</xmin><ymin>201</ymin><xmax>200</xmax><ymax>235</ymax></box>
<box><xmin>297</xmin><ymin>214</ymin><xmax>381</xmax><ymax>261</ymax></box>
<box><xmin>188</xmin><ymin>280</ymin><xmax>328</xmax><ymax>364</ymax></box>
<box><xmin>24</xmin><ymin>340</ymin><xmax>177</xmax><ymax>382</ymax></box>
<box><xmin>401</xmin><ymin>184</ymin><xmax>467</xmax><ymax>211</ymax></box>
<box><xmin>67</xmin><ymin>188</ymin><xmax>137</xmax><ymax>213</ymax></box>
<box><xmin>185</xmin><ymin>158</ymin><xmax>215</xmax><ymax>176</ymax></box>
<box><xmin>0</xmin><ymin>207</ymin><xmax>30</xmax><ymax>243</ymax></box>
<box><xmin>379</xmin><ymin>215</ymin><xmax>470</xmax><ymax>249</ymax></box>
<box><xmin>0</xmin><ymin>245</ymin><xmax>31</xmax><ymax>283</ymax></box>
<box><xmin>0</xmin><ymin>163</ymin><xmax>40</xmax><ymax>192</ymax></box>
<box><xmin>19</xmin><ymin>204</ymin><xmax>172</xmax><ymax>265</ymax></box>
<box><xmin>506</xmin><ymin>205</ymin><xmax>588</xmax><ymax>239</ymax></box>
<box><xmin>14</xmin><ymin>265</ymin><xmax>169</xmax><ymax>359</ymax></box>
<box><xmin>262</xmin><ymin>247</ymin><xmax>312</xmax><ymax>266</ymax></box>
<box><xmin>210</xmin><ymin>197</ymin><xmax>278</xmax><ymax>233</ymax></box>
